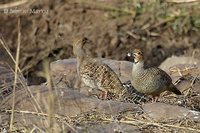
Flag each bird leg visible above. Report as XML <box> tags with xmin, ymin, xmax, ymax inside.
<box><xmin>74</xmin><ymin>76</ymin><xmax>82</xmax><ymax>89</ymax></box>
<box><xmin>99</xmin><ymin>91</ymin><xmax>108</xmax><ymax>100</ymax></box>
<box><xmin>151</xmin><ymin>96</ymin><xmax>159</xmax><ymax>102</ymax></box>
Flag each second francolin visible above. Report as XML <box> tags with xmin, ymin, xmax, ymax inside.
<box><xmin>130</xmin><ymin>49</ymin><xmax>181</xmax><ymax>101</ymax></box>
<box><xmin>73</xmin><ymin>37</ymin><xmax>124</xmax><ymax>99</ymax></box>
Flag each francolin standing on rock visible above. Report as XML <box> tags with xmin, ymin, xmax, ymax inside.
<box><xmin>73</xmin><ymin>37</ymin><xmax>124</xmax><ymax>99</ymax></box>
<box><xmin>130</xmin><ymin>49</ymin><xmax>182</xmax><ymax>102</ymax></box>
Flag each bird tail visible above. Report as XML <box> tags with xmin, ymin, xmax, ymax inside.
<box><xmin>169</xmin><ymin>84</ymin><xmax>182</xmax><ymax>95</ymax></box>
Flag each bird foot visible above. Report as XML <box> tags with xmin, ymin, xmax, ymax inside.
<box><xmin>151</xmin><ymin>96</ymin><xmax>159</xmax><ymax>103</ymax></box>
<box><xmin>99</xmin><ymin>91</ymin><xmax>108</xmax><ymax>100</ymax></box>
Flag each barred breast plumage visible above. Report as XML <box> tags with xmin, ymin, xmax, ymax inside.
<box><xmin>130</xmin><ymin>49</ymin><xmax>181</xmax><ymax>101</ymax></box>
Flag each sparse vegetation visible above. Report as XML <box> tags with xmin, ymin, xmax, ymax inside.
<box><xmin>0</xmin><ymin>0</ymin><xmax>200</xmax><ymax>132</ymax></box>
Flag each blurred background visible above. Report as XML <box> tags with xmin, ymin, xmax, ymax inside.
<box><xmin>0</xmin><ymin>0</ymin><xmax>200</xmax><ymax>85</ymax></box>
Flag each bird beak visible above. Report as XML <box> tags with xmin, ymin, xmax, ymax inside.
<box><xmin>127</xmin><ymin>52</ymin><xmax>137</xmax><ymax>58</ymax></box>
<box><xmin>125</xmin><ymin>52</ymin><xmax>135</xmax><ymax>62</ymax></box>
<box><xmin>82</xmin><ymin>37</ymin><xmax>93</xmax><ymax>49</ymax></box>
<box><xmin>127</xmin><ymin>52</ymin><xmax>132</xmax><ymax>57</ymax></box>
<box><xmin>133</xmin><ymin>53</ymin><xmax>137</xmax><ymax>58</ymax></box>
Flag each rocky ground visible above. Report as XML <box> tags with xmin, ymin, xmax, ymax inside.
<box><xmin>0</xmin><ymin>0</ymin><xmax>200</xmax><ymax>132</ymax></box>
<box><xmin>0</xmin><ymin>56</ymin><xmax>200</xmax><ymax>132</ymax></box>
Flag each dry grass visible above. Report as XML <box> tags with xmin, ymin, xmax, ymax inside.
<box><xmin>76</xmin><ymin>0</ymin><xmax>136</xmax><ymax>16</ymax></box>
<box><xmin>9</xmin><ymin>16</ymin><xmax>21</xmax><ymax>132</ymax></box>
<box><xmin>0</xmin><ymin>0</ymin><xmax>200</xmax><ymax>132</ymax></box>
<box><xmin>102</xmin><ymin>117</ymin><xmax>200</xmax><ymax>132</ymax></box>
<box><xmin>0</xmin><ymin>41</ymin><xmax>74</xmax><ymax>132</ymax></box>
<box><xmin>0</xmin><ymin>16</ymin><xmax>74</xmax><ymax>132</ymax></box>
<box><xmin>0</xmin><ymin>0</ymin><xmax>35</xmax><ymax>10</ymax></box>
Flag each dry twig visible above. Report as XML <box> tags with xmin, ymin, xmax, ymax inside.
<box><xmin>0</xmin><ymin>0</ymin><xmax>34</xmax><ymax>10</ymax></box>
<box><xmin>102</xmin><ymin>117</ymin><xmax>200</xmax><ymax>132</ymax></box>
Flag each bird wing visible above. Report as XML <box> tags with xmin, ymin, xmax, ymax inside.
<box><xmin>94</xmin><ymin>61</ymin><xmax>124</xmax><ymax>93</ymax></box>
<box><xmin>147</xmin><ymin>67</ymin><xmax>172</xmax><ymax>85</ymax></box>
<box><xmin>80</xmin><ymin>59</ymin><xmax>124</xmax><ymax>93</ymax></box>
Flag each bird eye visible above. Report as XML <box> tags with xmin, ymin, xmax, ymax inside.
<box><xmin>82</xmin><ymin>37</ymin><xmax>88</xmax><ymax>43</ymax></box>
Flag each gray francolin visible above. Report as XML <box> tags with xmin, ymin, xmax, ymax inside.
<box><xmin>130</xmin><ymin>49</ymin><xmax>181</xmax><ymax>101</ymax></box>
<box><xmin>73</xmin><ymin>37</ymin><xmax>124</xmax><ymax>99</ymax></box>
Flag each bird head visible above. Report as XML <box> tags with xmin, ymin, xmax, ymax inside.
<box><xmin>131</xmin><ymin>49</ymin><xmax>144</xmax><ymax>63</ymax></box>
<box><xmin>73</xmin><ymin>37</ymin><xmax>91</xmax><ymax>56</ymax></box>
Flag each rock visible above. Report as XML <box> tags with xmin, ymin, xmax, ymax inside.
<box><xmin>142</xmin><ymin>103</ymin><xmax>200</xmax><ymax>122</ymax></box>
<box><xmin>50</xmin><ymin>58</ymin><xmax>77</xmax><ymax>88</ymax></box>
<box><xmin>175</xmin><ymin>76</ymin><xmax>200</xmax><ymax>92</ymax></box>
<box><xmin>1</xmin><ymin>85</ymin><xmax>141</xmax><ymax>117</ymax></box>
<box><xmin>50</xmin><ymin>58</ymin><xmax>132</xmax><ymax>88</ymax></box>
<box><xmin>96</xmin><ymin>100</ymin><xmax>140</xmax><ymax>114</ymax></box>
<box><xmin>2</xmin><ymin>58</ymin><xmax>200</xmax><ymax>132</ymax></box>
<box><xmin>76</xmin><ymin>123</ymin><xmax>141</xmax><ymax>133</ymax></box>
<box><xmin>0</xmin><ymin>114</ymin><xmax>2</xmax><ymax>125</ymax></box>
<box><xmin>101</xmin><ymin>59</ymin><xmax>132</xmax><ymax>82</ymax></box>
<box><xmin>159</xmin><ymin>55</ymin><xmax>200</xmax><ymax>92</ymax></box>
<box><xmin>159</xmin><ymin>56</ymin><xmax>200</xmax><ymax>76</ymax></box>
<box><xmin>0</xmin><ymin>65</ymin><xmax>25</xmax><ymax>101</ymax></box>
<box><xmin>1</xmin><ymin>84</ymin><xmax>141</xmax><ymax>132</ymax></box>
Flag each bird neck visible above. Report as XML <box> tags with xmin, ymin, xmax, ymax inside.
<box><xmin>75</xmin><ymin>48</ymin><xmax>87</xmax><ymax>75</ymax></box>
<box><xmin>132</xmin><ymin>61</ymin><xmax>145</xmax><ymax>74</ymax></box>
